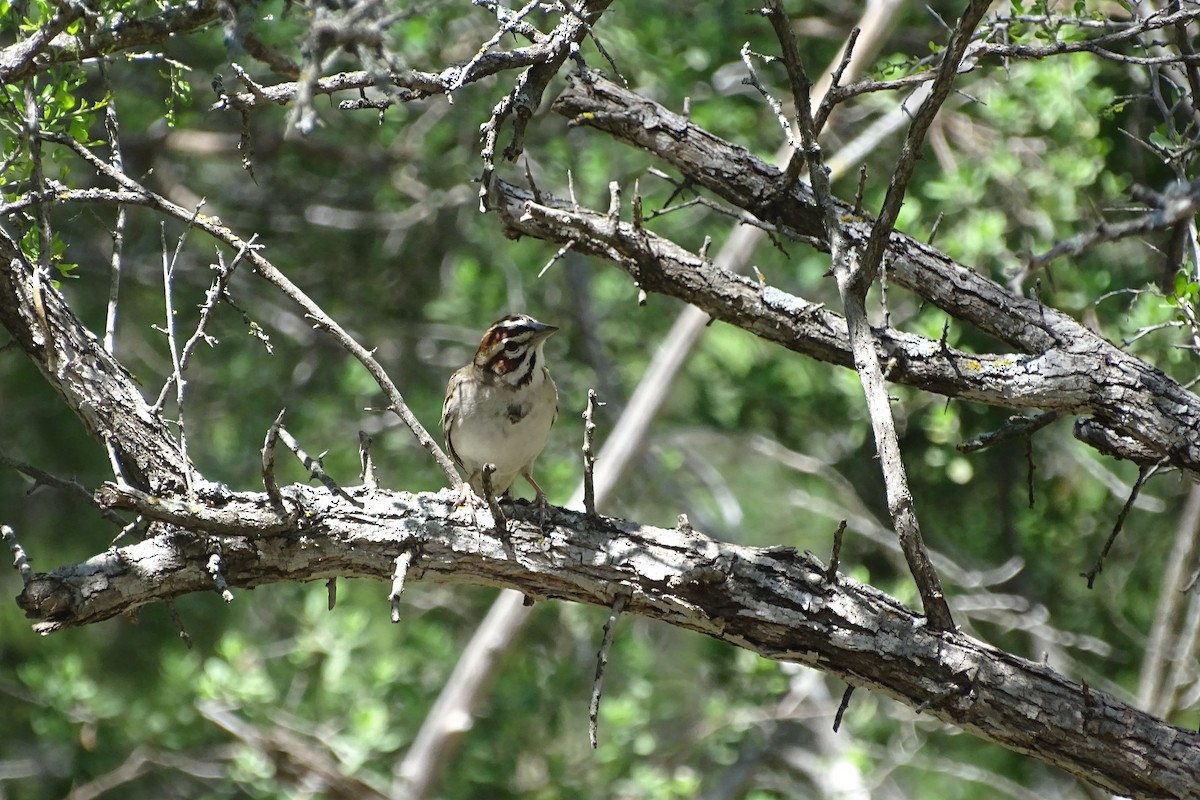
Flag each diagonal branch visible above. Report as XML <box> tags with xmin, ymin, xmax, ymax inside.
<box><xmin>0</xmin><ymin>229</ymin><xmax>187</xmax><ymax>492</ymax></box>
<box><xmin>855</xmin><ymin>0</ymin><xmax>991</xmax><ymax>290</ymax></box>
<box><xmin>4</xmin><ymin>134</ymin><xmax>461</xmax><ymax>489</ymax></box>
<box><xmin>763</xmin><ymin>0</ymin><xmax>951</xmax><ymax>629</ymax></box>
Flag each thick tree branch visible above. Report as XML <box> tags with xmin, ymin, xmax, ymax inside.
<box><xmin>0</xmin><ymin>230</ymin><xmax>187</xmax><ymax>491</ymax></box>
<box><xmin>542</xmin><ymin>73</ymin><xmax>1200</xmax><ymax>477</ymax></box>
<box><xmin>212</xmin><ymin>0</ymin><xmax>612</xmax><ymax>117</ymax></box>
<box><xmin>10</xmin><ymin>481</ymin><xmax>1200</xmax><ymax>798</ymax></box>
<box><xmin>0</xmin><ymin>0</ymin><xmax>222</xmax><ymax>84</ymax></box>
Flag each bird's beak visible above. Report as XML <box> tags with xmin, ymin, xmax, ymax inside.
<box><xmin>530</xmin><ymin>321</ymin><xmax>558</xmax><ymax>341</ymax></box>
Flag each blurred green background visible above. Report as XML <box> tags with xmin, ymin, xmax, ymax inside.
<box><xmin>1</xmin><ymin>1</ymin><xmax>1195</xmax><ymax>797</ymax></box>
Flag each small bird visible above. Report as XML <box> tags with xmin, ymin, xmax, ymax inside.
<box><xmin>441</xmin><ymin>313</ymin><xmax>559</xmax><ymax>511</ymax></box>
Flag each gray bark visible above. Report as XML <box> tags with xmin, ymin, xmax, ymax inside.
<box><xmin>515</xmin><ymin>72</ymin><xmax>1200</xmax><ymax>477</ymax></box>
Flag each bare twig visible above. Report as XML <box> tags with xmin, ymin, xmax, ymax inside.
<box><xmin>739</xmin><ymin>42</ymin><xmax>798</xmax><ymax>158</ymax></box>
<box><xmin>164</xmin><ymin>599</ymin><xmax>193</xmax><ymax>649</ymax></box>
<box><xmin>589</xmin><ymin>589</ymin><xmax>628</xmax><ymax>749</ymax></box>
<box><xmin>1025</xmin><ymin>433</ymin><xmax>1036</xmax><ymax>509</ymax></box>
<box><xmin>538</xmin><ymin>239</ymin><xmax>576</xmax><ymax>277</ymax></box>
<box><xmin>1083</xmin><ymin>461</ymin><xmax>1166</xmax><ymax>588</ymax></box>
<box><xmin>154</xmin><ymin>239</ymin><xmax>256</xmax><ymax>410</ymax></box>
<box><xmin>583</xmin><ymin>388</ymin><xmax>600</xmax><ymax>515</ymax></box>
<box><xmin>0</xmin><ymin>449</ymin><xmax>129</xmax><ymax>526</ymax></box>
<box><xmin>158</xmin><ymin>222</ymin><xmax>195</xmax><ymax>495</ymax></box>
<box><xmin>826</xmin><ymin>520</ymin><xmax>847</xmax><ymax>583</ymax></box>
<box><xmin>957</xmin><ymin>411</ymin><xmax>1062</xmax><ymax>453</ymax></box>
<box><xmin>389</xmin><ymin>551</ymin><xmax>413</xmax><ymax>623</ymax></box>
<box><xmin>833</xmin><ymin>684</ymin><xmax>856</xmax><ymax>732</ymax></box>
<box><xmin>481</xmin><ymin>463</ymin><xmax>507</xmax><ymax>534</ymax></box>
<box><xmin>813</xmin><ymin>26</ymin><xmax>861</xmax><ymax>134</ymax></box>
<box><xmin>276</xmin><ymin>425</ymin><xmax>360</xmax><ymax>506</ymax></box>
<box><xmin>262</xmin><ymin>410</ymin><xmax>286</xmax><ymax>515</ymax></box>
<box><xmin>762</xmin><ymin>0</ymin><xmax>954</xmax><ymax>630</ymax></box>
<box><xmin>359</xmin><ymin>431</ymin><xmax>377</xmax><ymax>491</ymax></box>
<box><xmin>3</xmin><ymin>524</ymin><xmax>32</xmax><ymax>586</ymax></box>
<box><xmin>99</xmin><ymin>58</ymin><xmax>125</xmax><ymax>356</ymax></box>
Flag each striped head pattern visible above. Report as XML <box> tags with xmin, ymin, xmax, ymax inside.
<box><xmin>473</xmin><ymin>313</ymin><xmax>558</xmax><ymax>387</ymax></box>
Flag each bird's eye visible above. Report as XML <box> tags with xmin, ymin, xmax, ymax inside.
<box><xmin>503</xmin><ymin>340</ymin><xmax>522</xmax><ymax>353</ymax></box>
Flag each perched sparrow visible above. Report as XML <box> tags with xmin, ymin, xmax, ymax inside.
<box><xmin>442</xmin><ymin>313</ymin><xmax>559</xmax><ymax>510</ymax></box>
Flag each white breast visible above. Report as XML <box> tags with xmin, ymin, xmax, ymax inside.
<box><xmin>450</xmin><ymin>367</ymin><xmax>557</xmax><ymax>495</ymax></box>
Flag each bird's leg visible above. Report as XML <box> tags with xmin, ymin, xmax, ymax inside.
<box><xmin>523</xmin><ymin>470</ymin><xmax>551</xmax><ymax>528</ymax></box>
<box><xmin>455</xmin><ymin>472</ymin><xmax>484</xmax><ymax>508</ymax></box>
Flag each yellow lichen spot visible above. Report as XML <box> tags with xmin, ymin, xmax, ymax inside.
<box><xmin>966</xmin><ymin>360</ymin><xmax>981</xmax><ymax>371</ymax></box>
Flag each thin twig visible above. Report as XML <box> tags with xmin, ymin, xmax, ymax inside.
<box><xmin>1083</xmin><ymin>461</ymin><xmax>1166</xmax><ymax>588</ymax></box>
<box><xmin>389</xmin><ymin>551</ymin><xmax>413</xmax><ymax>623</ymax></box>
<box><xmin>481</xmin><ymin>463</ymin><xmax>507</xmax><ymax>534</ymax></box>
<box><xmin>276</xmin><ymin>425</ymin><xmax>360</xmax><ymax>506</ymax></box>
<box><xmin>826</xmin><ymin>520</ymin><xmax>847</xmax><ymax>583</ymax></box>
<box><xmin>1025</xmin><ymin>433</ymin><xmax>1037</xmax><ymax>509</ymax></box>
<box><xmin>582</xmin><ymin>389</ymin><xmax>600</xmax><ymax>515</ymax></box>
<box><xmin>154</xmin><ymin>238</ymin><xmax>256</xmax><ymax>410</ymax></box>
<box><xmin>159</xmin><ymin>222</ymin><xmax>194</xmax><ymax>495</ymax></box>
<box><xmin>957</xmin><ymin>411</ymin><xmax>1062</xmax><ymax>453</ymax></box>
<box><xmin>589</xmin><ymin>590</ymin><xmax>628</xmax><ymax>749</ymax></box>
<box><xmin>359</xmin><ymin>431</ymin><xmax>377</xmax><ymax>491</ymax></box>
<box><xmin>833</xmin><ymin>684</ymin><xmax>856</xmax><ymax>732</ymax></box>
<box><xmin>0</xmin><ymin>449</ymin><xmax>129</xmax><ymax>526</ymax></box>
<box><xmin>3</xmin><ymin>525</ymin><xmax>32</xmax><ymax>586</ymax></box>
<box><xmin>813</xmin><ymin>26</ymin><xmax>861</xmax><ymax>134</ymax></box>
<box><xmin>855</xmin><ymin>0</ymin><xmax>992</xmax><ymax>291</ymax></box>
<box><xmin>538</xmin><ymin>239</ymin><xmax>576</xmax><ymax>277</ymax></box>
<box><xmin>99</xmin><ymin>58</ymin><xmax>125</xmax><ymax>355</ymax></box>
<box><xmin>262</xmin><ymin>410</ymin><xmax>286</xmax><ymax>514</ymax></box>
<box><xmin>164</xmin><ymin>599</ymin><xmax>193</xmax><ymax>649</ymax></box>
<box><xmin>740</xmin><ymin>42</ymin><xmax>797</xmax><ymax>156</ymax></box>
